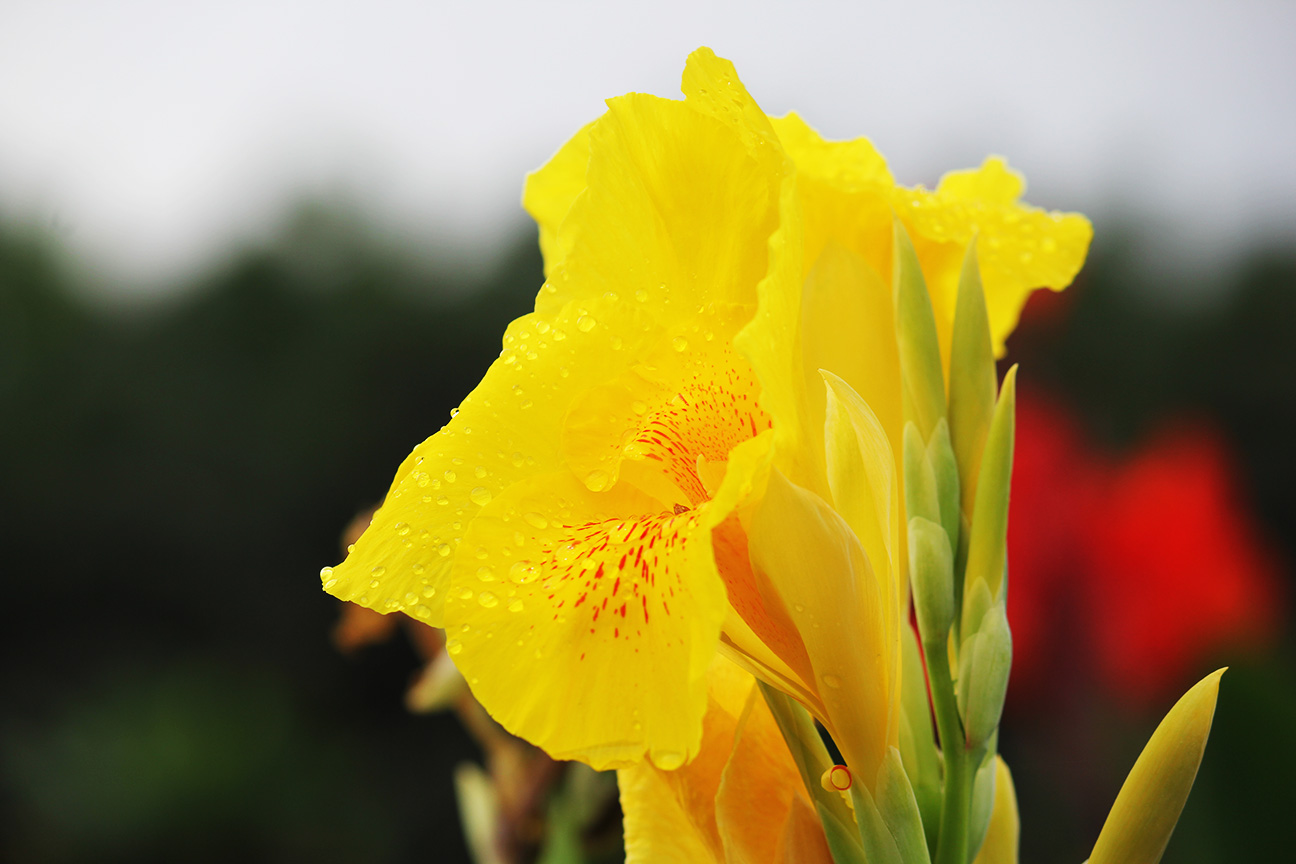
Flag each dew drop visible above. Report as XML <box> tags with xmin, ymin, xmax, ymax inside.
<box><xmin>510</xmin><ymin>560</ymin><xmax>538</xmax><ymax>583</ymax></box>
<box><xmin>403</xmin><ymin>592</ymin><xmax>418</xmax><ymax>605</ymax></box>
<box><xmin>508</xmin><ymin>599</ymin><xmax>524</xmax><ymax>613</ymax></box>
<box><xmin>414</xmin><ymin>604</ymin><xmax>432</xmax><ymax>619</ymax></box>
<box><xmin>511</xmin><ymin>452</ymin><xmax>526</xmax><ymax>467</ymax></box>
<box><xmin>476</xmin><ymin>565</ymin><xmax>496</xmax><ymax>583</ymax></box>
<box><xmin>474</xmin><ymin>465</ymin><xmax>487</xmax><ymax>479</ymax></box>
<box><xmin>436</xmin><ymin>495</ymin><xmax>450</xmax><ymax>506</ymax></box>
<box><xmin>585</xmin><ymin>469</ymin><xmax>611</xmax><ymax>492</ymax></box>
<box><xmin>524</xmin><ymin>511</ymin><xmax>549</xmax><ymax>530</ymax></box>
<box><xmin>371</xmin><ymin>565</ymin><xmax>386</xmax><ymax>578</ymax></box>
<box><xmin>652</xmin><ymin>750</ymin><xmax>686</xmax><ymax>771</ymax></box>
<box><xmin>456</xmin><ymin>587</ymin><xmax>474</xmax><ymax>600</ymax></box>
<box><xmin>672</xmin><ymin>336</ymin><xmax>688</xmax><ymax>352</ymax></box>
<box><xmin>577</xmin><ymin>314</ymin><xmax>597</xmax><ymax>332</ymax></box>
<box><xmin>634</xmin><ymin>287</ymin><xmax>649</xmax><ymax>302</ymax></box>
<box><xmin>478</xmin><ymin>592</ymin><xmax>499</xmax><ymax>608</ymax></box>
<box><xmin>319</xmin><ymin>566</ymin><xmax>334</xmax><ymax>581</ymax></box>
<box><xmin>416</xmin><ymin>473</ymin><xmax>430</xmax><ymax>487</ymax></box>
<box><xmin>437</xmin><ymin>543</ymin><xmax>452</xmax><ymax>557</ymax></box>
<box><xmin>395</xmin><ymin>523</ymin><xmax>411</xmax><ymax>536</ymax></box>
<box><xmin>444</xmin><ymin>470</ymin><xmax>457</xmax><ymax>483</ymax></box>
<box><xmin>422</xmin><ymin>585</ymin><xmax>437</xmax><ymax>598</ymax></box>
<box><xmin>446</xmin><ymin>638</ymin><xmax>464</xmax><ymax>656</ymax></box>
<box><xmin>631</xmin><ymin>400</ymin><xmax>648</xmax><ymax>416</ymax></box>
<box><xmin>552</xmin><ymin>329</ymin><xmax>567</xmax><ymax>342</ymax></box>
<box><xmin>412</xmin><ymin>563</ymin><xmax>425</xmax><ymax>575</ymax></box>
<box><xmin>822</xmin><ymin>674</ymin><xmax>843</xmax><ymax>689</ymax></box>
<box><xmin>469</xmin><ymin>487</ymin><xmax>492</xmax><ymax>506</ymax></box>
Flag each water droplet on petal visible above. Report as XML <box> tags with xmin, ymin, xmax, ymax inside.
<box><xmin>446</xmin><ymin>638</ymin><xmax>463</xmax><ymax>655</ymax></box>
<box><xmin>524</xmin><ymin>512</ymin><xmax>549</xmax><ymax>530</ymax></box>
<box><xmin>476</xmin><ymin>565</ymin><xmax>496</xmax><ymax>582</ymax></box>
<box><xmin>414</xmin><ymin>604</ymin><xmax>432</xmax><ymax>619</ymax></box>
<box><xmin>371</xmin><ymin>566</ymin><xmax>386</xmax><ymax>578</ymax></box>
<box><xmin>672</xmin><ymin>336</ymin><xmax>688</xmax><ymax>352</ymax></box>
<box><xmin>652</xmin><ymin>750</ymin><xmax>686</xmax><ymax>770</ymax></box>
<box><xmin>478</xmin><ymin>591</ymin><xmax>499</xmax><ymax>608</ymax></box>
<box><xmin>508</xmin><ymin>599</ymin><xmax>524</xmax><ymax>613</ymax></box>
<box><xmin>585</xmin><ymin>469</ymin><xmax>610</xmax><ymax>492</ymax></box>
<box><xmin>469</xmin><ymin>487</ymin><xmax>492</xmax><ymax>506</ymax></box>
<box><xmin>577</xmin><ymin>314</ymin><xmax>596</xmax><ymax>332</ymax></box>
<box><xmin>822</xmin><ymin>674</ymin><xmax>843</xmax><ymax>689</ymax></box>
<box><xmin>444</xmin><ymin>470</ymin><xmax>457</xmax><ymax>483</ymax></box>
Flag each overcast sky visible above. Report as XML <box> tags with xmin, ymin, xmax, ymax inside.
<box><xmin>1</xmin><ymin>0</ymin><xmax>1293</xmax><ymax>289</ymax></box>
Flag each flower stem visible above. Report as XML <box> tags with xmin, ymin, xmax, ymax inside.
<box><xmin>925</xmin><ymin>638</ymin><xmax>973</xmax><ymax>864</ymax></box>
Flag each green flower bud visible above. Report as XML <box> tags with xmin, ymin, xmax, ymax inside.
<box><xmin>893</xmin><ymin>218</ymin><xmax>946</xmax><ymax>441</ymax></box>
<box><xmin>909</xmin><ymin>516</ymin><xmax>955</xmax><ymax>645</ymax></box>
<box><xmin>957</xmin><ymin>604</ymin><xmax>1012</xmax><ymax>750</ymax></box>
<box><xmin>963</xmin><ymin>367</ymin><xmax>1016</xmax><ymax>610</ymax></box>
<box><xmin>947</xmin><ymin>239</ymin><xmax>997</xmax><ymax>518</ymax></box>
<box><xmin>926</xmin><ymin>418</ymin><xmax>962</xmax><ymax>552</ymax></box>
<box><xmin>904</xmin><ymin>422</ymin><xmax>941</xmax><ymax>526</ymax></box>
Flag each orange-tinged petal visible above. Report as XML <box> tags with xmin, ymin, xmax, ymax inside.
<box><xmin>774</xmin><ymin>795</ymin><xmax>835</xmax><ymax>864</ymax></box>
<box><xmin>717</xmin><ymin>679</ymin><xmax>819</xmax><ymax>864</ymax></box>
<box><xmin>620</xmin><ymin>763</ymin><xmax>722</xmax><ymax>864</ymax></box>
<box><xmin>619</xmin><ymin>657</ymin><xmax>827</xmax><ymax>864</ymax></box>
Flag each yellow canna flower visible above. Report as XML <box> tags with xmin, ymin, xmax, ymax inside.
<box><xmin>320</xmin><ymin>47</ymin><xmax>1091</xmax><ymax>774</ymax></box>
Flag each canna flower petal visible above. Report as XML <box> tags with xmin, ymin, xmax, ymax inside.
<box><xmin>619</xmin><ymin>658</ymin><xmax>830</xmax><ymax>864</ymax></box>
<box><xmin>1088</xmin><ymin>668</ymin><xmax>1225</xmax><ymax>864</ymax></box>
<box><xmin>747</xmin><ymin>467</ymin><xmax>900</xmax><ymax>786</ymax></box>
<box><xmin>892</xmin><ymin>158</ymin><xmax>1093</xmax><ymax>359</ymax></box>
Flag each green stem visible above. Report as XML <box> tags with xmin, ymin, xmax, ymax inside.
<box><xmin>925</xmin><ymin>638</ymin><xmax>973</xmax><ymax>864</ymax></box>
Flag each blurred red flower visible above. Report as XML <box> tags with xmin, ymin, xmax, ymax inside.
<box><xmin>1007</xmin><ymin>391</ymin><xmax>1283</xmax><ymax>708</ymax></box>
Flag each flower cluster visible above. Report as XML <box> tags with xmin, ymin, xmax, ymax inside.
<box><xmin>322</xmin><ymin>49</ymin><xmax>1223</xmax><ymax>863</ymax></box>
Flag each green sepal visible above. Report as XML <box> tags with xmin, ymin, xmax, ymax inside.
<box><xmin>899</xmin><ymin>625</ymin><xmax>942</xmax><ymax>854</ymax></box>
<box><xmin>893</xmin><ymin>218</ymin><xmax>946</xmax><ymax>441</ymax></box>
<box><xmin>909</xmin><ymin>516</ymin><xmax>955</xmax><ymax>645</ymax></box>
<box><xmin>962</xmin><ymin>366</ymin><xmax>1016</xmax><ymax>615</ymax></box>
<box><xmin>903</xmin><ymin>422</ymin><xmax>941</xmax><ymax>526</ymax></box>
<box><xmin>926</xmin><ymin>419</ymin><xmax>961</xmax><ymax>552</ymax></box>
<box><xmin>816</xmin><ymin>802</ymin><xmax>870</xmax><ymax>864</ymax></box>
<box><xmin>947</xmin><ymin>239</ymin><xmax>997</xmax><ymax>519</ymax></box>
<box><xmin>956</xmin><ymin>604</ymin><xmax>1012</xmax><ymax>750</ymax></box>
<box><xmin>850</xmin><ymin>781</ymin><xmax>904</xmax><ymax>864</ymax></box>
<box><xmin>876</xmin><ymin>747</ymin><xmax>934</xmax><ymax>864</ymax></box>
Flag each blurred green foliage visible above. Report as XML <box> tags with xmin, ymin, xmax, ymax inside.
<box><xmin>1</xmin><ymin>205</ymin><xmax>1293</xmax><ymax>862</ymax></box>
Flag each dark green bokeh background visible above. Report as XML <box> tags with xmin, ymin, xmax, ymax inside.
<box><xmin>2</xmin><ymin>204</ymin><xmax>1294</xmax><ymax>862</ymax></box>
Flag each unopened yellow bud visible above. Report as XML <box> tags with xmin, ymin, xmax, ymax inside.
<box><xmin>1089</xmin><ymin>669</ymin><xmax>1225</xmax><ymax>864</ymax></box>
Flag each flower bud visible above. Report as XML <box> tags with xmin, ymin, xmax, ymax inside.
<box><xmin>1089</xmin><ymin>669</ymin><xmax>1225</xmax><ymax>864</ymax></box>
<box><xmin>894</xmin><ymin>219</ymin><xmax>947</xmax><ymax>441</ymax></box>
<box><xmin>908</xmin><ymin>516</ymin><xmax>955</xmax><ymax>645</ymax></box>
<box><xmin>957</xmin><ymin>604</ymin><xmax>1012</xmax><ymax>749</ymax></box>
